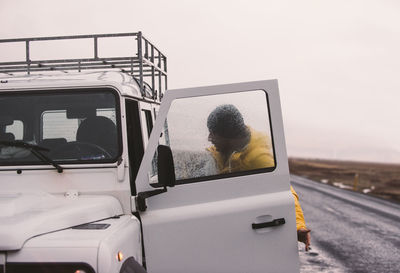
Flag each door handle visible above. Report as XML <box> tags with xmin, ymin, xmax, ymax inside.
<box><xmin>252</xmin><ymin>218</ymin><xmax>285</xmax><ymax>229</ymax></box>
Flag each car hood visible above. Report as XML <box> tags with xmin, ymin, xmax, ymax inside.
<box><xmin>0</xmin><ymin>191</ymin><xmax>122</xmax><ymax>250</ymax></box>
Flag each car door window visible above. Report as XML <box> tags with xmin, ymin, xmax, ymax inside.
<box><xmin>149</xmin><ymin>90</ymin><xmax>275</xmax><ymax>186</ymax></box>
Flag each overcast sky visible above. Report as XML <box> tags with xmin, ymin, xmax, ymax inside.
<box><xmin>1</xmin><ymin>0</ymin><xmax>399</xmax><ymax>163</ymax></box>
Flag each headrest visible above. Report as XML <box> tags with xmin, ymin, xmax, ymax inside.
<box><xmin>76</xmin><ymin>116</ymin><xmax>117</xmax><ymax>155</ymax></box>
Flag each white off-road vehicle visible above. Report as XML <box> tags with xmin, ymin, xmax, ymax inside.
<box><xmin>0</xmin><ymin>33</ymin><xmax>299</xmax><ymax>273</ymax></box>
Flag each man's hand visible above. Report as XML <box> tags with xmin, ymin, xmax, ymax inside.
<box><xmin>297</xmin><ymin>228</ymin><xmax>311</xmax><ymax>251</ymax></box>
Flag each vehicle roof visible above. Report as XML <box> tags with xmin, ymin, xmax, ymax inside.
<box><xmin>0</xmin><ymin>71</ymin><xmax>150</xmax><ymax>99</ymax></box>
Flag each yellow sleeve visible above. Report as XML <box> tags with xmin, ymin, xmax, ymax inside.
<box><xmin>291</xmin><ymin>186</ymin><xmax>307</xmax><ymax>230</ymax></box>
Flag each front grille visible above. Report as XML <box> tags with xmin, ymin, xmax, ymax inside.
<box><xmin>6</xmin><ymin>262</ymin><xmax>95</xmax><ymax>273</ymax></box>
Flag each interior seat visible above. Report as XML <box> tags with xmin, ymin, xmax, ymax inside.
<box><xmin>76</xmin><ymin>116</ymin><xmax>118</xmax><ymax>156</ymax></box>
<box><xmin>0</xmin><ymin>132</ymin><xmax>15</xmax><ymax>141</ymax></box>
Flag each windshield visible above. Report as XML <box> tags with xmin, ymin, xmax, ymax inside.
<box><xmin>0</xmin><ymin>88</ymin><xmax>120</xmax><ymax>166</ymax></box>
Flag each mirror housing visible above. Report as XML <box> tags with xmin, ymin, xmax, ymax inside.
<box><xmin>157</xmin><ymin>145</ymin><xmax>176</xmax><ymax>188</ymax></box>
<box><xmin>136</xmin><ymin>145</ymin><xmax>175</xmax><ymax>212</ymax></box>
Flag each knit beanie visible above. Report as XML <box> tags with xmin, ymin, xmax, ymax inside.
<box><xmin>207</xmin><ymin>104</ymin><xmax>247</xmax><ymax>139</ymax></box>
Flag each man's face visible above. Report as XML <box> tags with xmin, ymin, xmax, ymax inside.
<box><xmin>208</xmin><ymin>131</ymin><xmax>233</xmax><ymax>154</ymax></box>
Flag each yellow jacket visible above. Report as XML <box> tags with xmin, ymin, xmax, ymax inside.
<box><xmin>291</xmin><ymin>186</ymin><xmax>307</xmax><ymax>230</ymax></box>
<box><xmin>208</xmin><ymin>129</ymin><xmax>274</xmax><ymax>173</ymax></box>
<box><xmin>208</xmin><ymin>128</ymin><xmax>307</xmax><ymax>230</ymax></box>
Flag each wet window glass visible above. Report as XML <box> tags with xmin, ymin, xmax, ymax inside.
<box><xmin>0</xmin><ymin>89</ymin><xmax>120</xmax><ymax>165</ymax></box>
<box><xmin>149</xmin><ymin>90</ymin><xmax>275</xmax><ymax>186</ymax></box>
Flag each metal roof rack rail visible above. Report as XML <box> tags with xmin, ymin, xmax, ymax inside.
<box><xmin>0</xmin><ymin>32</ymin><xmax>167</xmax><ymax>100</ymax></box>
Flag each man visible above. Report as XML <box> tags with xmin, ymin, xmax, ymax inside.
<box><xmin>207</xmin><ymin>104</ymin><xmax>311</xmax><ymax>251</ymax></box>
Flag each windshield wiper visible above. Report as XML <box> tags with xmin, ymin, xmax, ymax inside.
<box><xmin>0</xmin><ymin>140</ymin><xmax>63</xmax><ymax>173</ymax></box>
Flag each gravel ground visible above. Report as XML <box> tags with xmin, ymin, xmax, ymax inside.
<box><xmin>293</xmin><ymin>175</ymin><xmax>400</xmax><ymax>273</ymax></box>
<box><xmin>298</xmin><ymin>242</ymin><xmax>346</xmax><ymax>273</ymax></box>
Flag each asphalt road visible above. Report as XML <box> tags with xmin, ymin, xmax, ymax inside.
<box><xmin>291</xmin><ymin>175</ymin><xmax>400</xmax><ymax>273</ymax></box>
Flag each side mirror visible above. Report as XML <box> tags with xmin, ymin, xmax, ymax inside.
<box><xmin>157</xmin><ymin>145</ymin><xmax>176</xmax><ymax>187</ymax></box>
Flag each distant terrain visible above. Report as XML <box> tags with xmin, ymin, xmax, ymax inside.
<box><xmin>289</xmin><ymin>158</ymin><xmax>400</xmax><ymax>203</ymax></box>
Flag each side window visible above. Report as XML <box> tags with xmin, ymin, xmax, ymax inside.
<box><xmin>5</xmin><ymin>120</ymin><xmax>24</xmax><ymax>140</ymax></box>
<box><xmin>142</xmin><ymin>109</ymin><xmax>153</xmax><ymax>138</ymax></box>
<box><xmin>149</xmin><ymin>90</ymin><xmax>275</xmax><ymax>186</ymax></box>
<box><xmin>125</xmin><ymin>100</ymin><xmax>145</xmax><ymax>195</ymax></box>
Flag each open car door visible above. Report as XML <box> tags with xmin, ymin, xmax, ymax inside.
<box><xmin>134</xmin><ymin>80</ymin><xmax>299</xmax><ymax>273</ymax></box>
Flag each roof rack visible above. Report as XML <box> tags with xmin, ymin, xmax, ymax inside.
<box><xmin>0</xmin><ymin>32</ymin><xmax>167</xmax><ymax>100</ymax></box>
